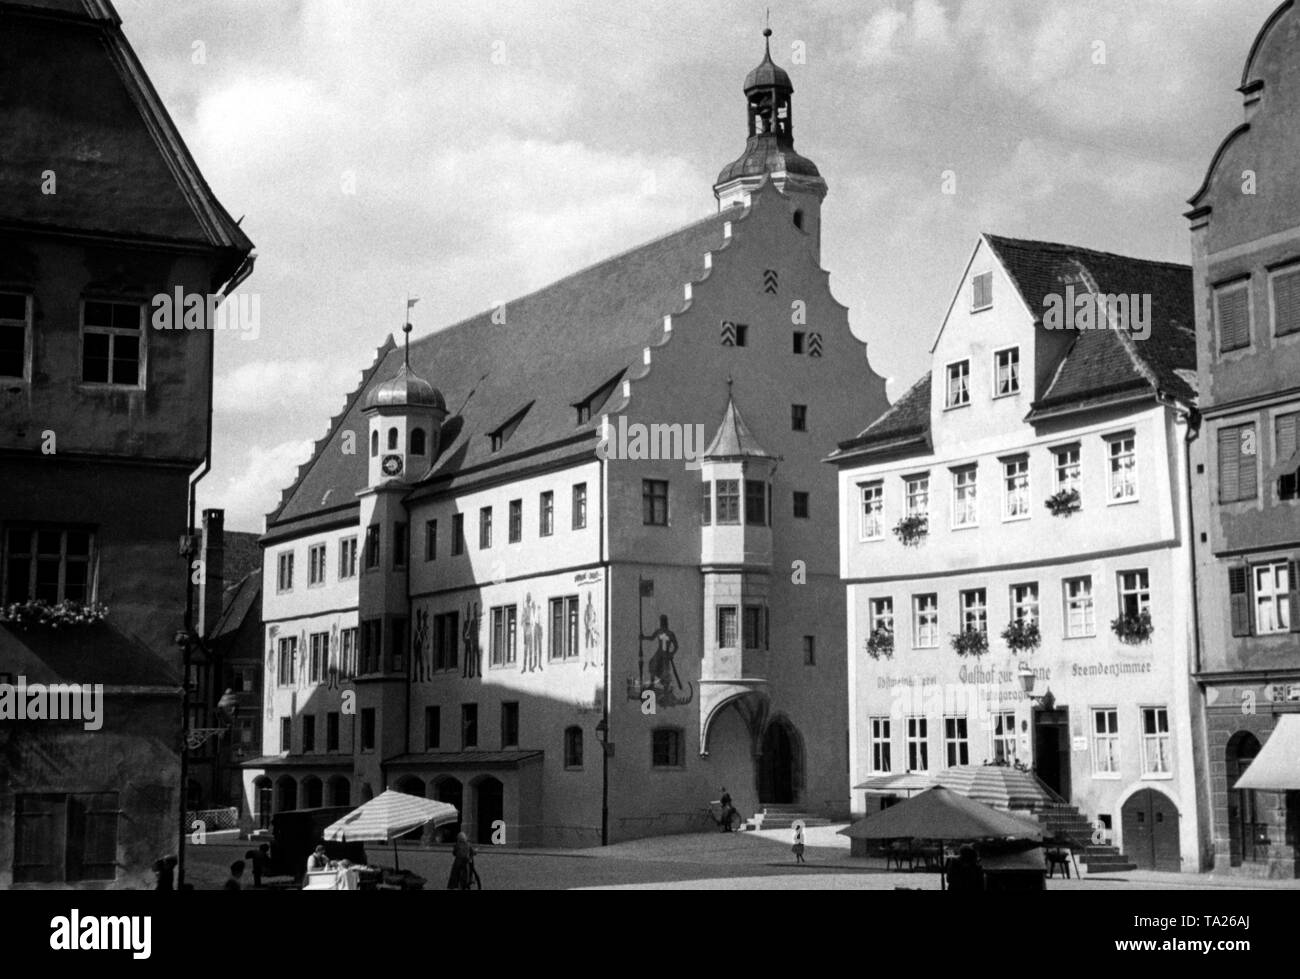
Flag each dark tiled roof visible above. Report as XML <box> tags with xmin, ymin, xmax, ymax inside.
<box><xmin>210</xmin><ymin>571</ymin><xmax>261</xmax><ymax>642</ymax></box>
<box><xmin>703</xmin><ymin>395</ymin><xmax>775</xmax><ymax>459</ymax></box>
<box><xmin>269</xmin><ymin>212</ymin><xmax>730</xmax><ymax>528</ymax></box>
<box><xmin>984</xmin><ymin>235</ymin><xmax>1197</xmax><ymax>410</ymax></box>
<box><xmin>223</xmin><ymin>532</ymin><xmax>261</xmax><ymax>587</ymax></box>
<box><xmin>0</xmin><ymin>0</ymin><xmax>253</xmax><ymax>266</ymax></box>
<box><xmin>830</xmin><ymin>372</ymin><xmax>932</xmax><ymax>458</ymax></box>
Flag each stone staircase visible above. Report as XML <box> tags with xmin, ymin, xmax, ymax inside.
<box><xmin>1034</xmin><ymin>802</ymin><xmax>1137</xmax><ymax>873</ymax></box>
<box><xmin>743</xmin><ymin>804</ymin><xmax>832</xmax><ymax>832</ymax></box>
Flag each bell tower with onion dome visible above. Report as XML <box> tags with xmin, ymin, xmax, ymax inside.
<box><xmin>714</xmin><ymin>28</ymin><xmax>829</xmax><ymax>259</ymax></box>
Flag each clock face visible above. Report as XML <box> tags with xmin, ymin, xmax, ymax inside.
<box><xmin>381</xmin><ymin>454</ymin><xmax>404</xmax><ymax>476</ymax></box>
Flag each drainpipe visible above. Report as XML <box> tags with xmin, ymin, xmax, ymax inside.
<box><xmin>600</xmin><ymin>454</ymin><xmax>610</xmax><ymax>847</ymax></box>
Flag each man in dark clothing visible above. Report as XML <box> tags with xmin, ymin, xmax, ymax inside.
<box><xmin>718</xmin><ymin>788</ymin><xmax>734</xmax><ymax>832</ymax></box>
<box><xmin>945</xmin><ymin>845</ymin><xmax>984</xmax><ymax>891</ymax></box>
<box><xmin>223</xmin><ymin>860</ymin><xmax>245</xmax><ymax>891</ymax></box>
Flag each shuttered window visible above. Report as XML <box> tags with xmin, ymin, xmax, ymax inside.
<box><xmin>1216</xmin><ymin>283</ymin><xmax>1251</xmax><ymax>352</ymax></box>
<box><xmin>1277</xmin><ymin>412</ymin><xmax>1299</xmax><ymax>463</ymax></box>
<box><xmin>1218</xmin><ymin>424</ymin><xmax>1258</xmax><ymax>503</ymax></box>
<box><xmin>1228</xmin><ymin>566</ymin><xmax>1252</xmax><ymax>637</ymax></box>
<box><xmin>1272</xmin><ymin>266</ymin><xmax>1300</xmax><ymax>337</ymax></box>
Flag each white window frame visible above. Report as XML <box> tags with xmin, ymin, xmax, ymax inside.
<box><xmin>906</xmin><ymin>716</ymin><xmax>929</xmax><ymax>772</ymax></box>
<box><xmin>952</xmin><ymin>467</ymin><xmax>978</xmax><ymax>529</ymax></box>
<box><xmin>912</xmin><ymin>594</ymin><xmax>939</xmax><ymax>649</ymax></box>
<box><xmin>993</xmin><ymin>346</ymin><xmax>1020</xmax><ymax>398</ymax></box>
<box><xmin>991</xmin><ymin>711</ymin><xmax>1017</xmax><ymax>765</ymax></box>
<box><xmin>905</xmin><ymin>475</ymin><xmax>930</xmax><ymax>519</ymax></box>
<box><xmin>945</xmin><ymin>359</ymin><xmax>971</xmax><ymax>409</ymax></box>
<box><xmin>338</xmin><ymin>536</ymin><xmax>357</xmax><ymax>580</ymax></box>
<box><xmin>859</xmin><ymin>481</ymin><xmax>884</xmax><ymax>541</ymax></box>
<box><xmin>276</xmin><ymin>551</ymin><xmax>294</xmax><ymax>593</ymax></box>
<box><xmin>1011</xmin><ymin>582</ymin><xmax>1039</xmax><ymax>625</ymax></box>
<box><xmin>80</xmin><ymin>299</ymin><xmax>146</xmax><ymax>389</ymax></box>
<box><xmin>1053</xmin><ymin>444</ymin><xmax>1081</xmax><ymax>499</ymax></box>
<box><xmin>1106</xmin><ymin>433</ymin><xmax>1138</xmax><ymax>503</ymax></box>
<box><xmin>870</xmin><ymin>596</ymin><xmax>894</xmax><ymax>634</ymax></box>
<box><xmin>0</xmin><ymin>291</ymin><xmax>31</xmax><ymax>382</ymax></box>
<box><xmin>944</xmin><ymin>716</ymin><xmax>970</xmax><ymax>767</ymax></box>
<box><xmin>1254</xmin><ymin>560</ymin><xmax>1292</xmax><ymax>634</ymax></box>
<box><xmin>1118</xmin><ymin>569</ymin><xmax>1150</xmax><ymax>619</ymax></box>
<box><xmin>308</xmin><ymin>543</ymin><xmax>327</xmax><ymax>587</ymax></box>
<box><xmin>1002</xmin><ymin>456</ymin><xmax>1030</xmax><ymax>521</ymax></box>
<box><xmin>1091</xmin><ymin>707</ymin><xmax>1120</xmax><ymax>777</ymax></box>
<box><xmin>869</xmin><ymin>716</ymin><xmax>892</xmax><ymax>773</ymax></box>
<box><xmin>1064</xmin><ymin>576</ymin><xmax>1095</xmax><ymax>638</ymax></box>
<box><xmin>1140</xmin><ymin>705</ymin><xmax>1172</xmax><ymax>777</ymax></box>
<box><xmin>960</xmin><ymin>588</ymin><xmax>987</xmax><ymax>634</ymax></box>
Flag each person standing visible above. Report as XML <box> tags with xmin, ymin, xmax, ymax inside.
<box><xmin>153</xmin><ymin>857</ymin><xmax>174</xmax><ymax>891</ymax></box>
<box><xmin>447</xmin><ymin>832</ymin><xmax>473</xmax><ymax>889</ymax></box>
<box><xmin>945</xmin><ymin>844</ymin><xmax>984</xmax><ymax>891</ymax></box>
<box><xmin>792</xmin><ymin>823</ymin><xmax>806</xmax><ymax>863</ymax></box>
<box><xmin>718</xmin><ymin>787</ymin><xmax>734</xmax><ymax>832</ymax></box>
<box><xmin>306</xmin><ymin>844</ymin><xmax>329</xmax><ymax>876</ymax></box>
<box><xmin>223</xmin><ymin>860</ymin><xmax>245</xmax><ymax>890</ymax></box>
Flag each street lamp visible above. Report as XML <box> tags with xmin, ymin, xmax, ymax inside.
<box><xmin>1017</xmin><ymin>663</ymin><xmax>1054</xmax><ymax>708</ymax></box>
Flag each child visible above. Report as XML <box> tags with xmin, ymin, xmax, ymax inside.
<box><xmin>792</xmin><ymin>840</ymin><xmax>806</xmax><ymax>864</ymax></box>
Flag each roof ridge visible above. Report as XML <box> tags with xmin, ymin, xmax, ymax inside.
<box><xmin>983</xmin><ymin>233</ymin><xmax>1190</xmax><ymax>273</ymax></box>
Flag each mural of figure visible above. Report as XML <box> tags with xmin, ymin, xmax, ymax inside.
<box><xmin>327</xmin><ymin>622</ymin><xmax>340</xmax><ymax>690</ymax></box>
<box><xmin>532</xmin><ymin>609</ymin><xmax>543</xmax><ymax>672</ymax></box>
<box><xmin>582</xmin><ymin>592</ymin><xmax>600</xmax><ymax>670</ymax></box>
<box><xmin>462</xmin><ymin>602</ymin><xmax>481</xmax><ymax>679</ymax></box>
<box><xmin>298</xmin><ymin>630</ymin><xmax>308</xmax><ymax>689</ymax></box>
<box><xmin>521</xmin><ymin>594</ymin><xmax>535</xmax><ymax>673</ymax></box>
<box><xmin>642</xmin><ymin>614</ymin><xmax>679</xmax><ymax>693</ymax></box>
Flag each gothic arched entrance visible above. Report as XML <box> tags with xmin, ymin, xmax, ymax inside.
<box><xmin>758</xmin><ymin>717</ymin><xmax>803</xmax><ymax>805</ymax></box>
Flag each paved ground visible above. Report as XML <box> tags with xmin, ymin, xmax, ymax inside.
<box><xmin>182</xmin><ymin>823</ymin><xmax>1300</xmax><ymax>891</ymax></box>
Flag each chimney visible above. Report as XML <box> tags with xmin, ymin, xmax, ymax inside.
<box><xmin>199</xmin><ymin>508</ymin><xmax>225</xmax><ymax>637</ymax></box>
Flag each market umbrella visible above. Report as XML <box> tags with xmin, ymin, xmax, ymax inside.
<box><xmin>322</xmin><ymin>789</ymin><xmax>459</xmax><ymax>871</ymax></box>
<box><xmin>838</xmin><ymin>786</ymin><xmax>1044</xmax><ymax>889</ymax></box>
<box><xmin>932</xmin><ymin>765</ymin><xmax>1058</xmax><ymax>811</ymax></box>
<box><xmin>853</xmin><ymin>772</ymin><xmax>933</xmax><ymax>797</ymax></box>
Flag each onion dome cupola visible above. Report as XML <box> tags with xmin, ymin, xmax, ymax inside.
<box><xmin>363</xmin><ymin>324</ymin><xmax>448</xmax><ymax>487</ymax></box>
<box><xmin>714</xmin><ymin>28</ymin><xmax>828</xmax><ymax>247</ymax></box>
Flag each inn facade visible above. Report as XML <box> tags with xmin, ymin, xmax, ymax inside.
<box><xmin>243</xmin><ymin>35</ymin><xmax>891</xmax><ymax>844</ymax></box>
<box><xmin>830</xmin><ymin>234</ymin><xmax>1206</xmax><ymax>871</ymax></box>
<box><xmin>0</xmin><ymin>0</ymin><xmax>253</xmax><ymax>887</ymax></box>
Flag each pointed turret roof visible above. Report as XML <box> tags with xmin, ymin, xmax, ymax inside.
<box><xmin>703</xmin><ymin>393</ymin><xmax>774</xmax><ymax>460</ymax></box>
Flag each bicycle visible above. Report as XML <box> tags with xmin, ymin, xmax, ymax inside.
<box><xmin>704</xmin><ymin>801</ymin><xmax>740</xmax><ymax>833</ymax></box>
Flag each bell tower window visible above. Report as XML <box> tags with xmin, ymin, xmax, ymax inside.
<box><xmin>410</xmin><ymin>428</ymin><xmax>426</xmax><ymax>455</ymax></box>
<box><xmin>370</xmin><ymin>431</ymin><xmax>378</xmax><ymax>457</ymax></box>
<box><xmin>387</xmin><ymin>427</ymin><xmax>398</xmax><ymax>451</ymax></box>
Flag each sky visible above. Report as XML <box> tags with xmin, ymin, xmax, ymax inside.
<box><xmin>119</xmin><ymin>0</ymin><xmax>1282</xmax><ymax>532</ymax></box>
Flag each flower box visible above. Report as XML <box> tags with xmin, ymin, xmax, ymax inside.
<box><xmin>865</xmin><ymin>627</ymin><xmax>894</xmax><ymax>660</ymax></box>
<box><xmin>950</xmin><ymin>627</ymin><xmax>988</xmax><ymax>657</ymax></box>
<box><xmin>892</xmin><ymin>514</ymin><xmax>928</xmax><ymax>547</ymax></box>
<box><xmin>1045</xmin><ymin>488</ymin><xmax>1081</xmax><ymax>516</ymax></box>
<box><xmin>0</xmin><ymin>599</ymin><xmax>109</xmax><ymax>630</ymax></box>
<box><xmin>1001</xmin><ymin>618</ymin><xmax>1041</xmax><ymax>653</ymax></box>
<box><xmin>1111</xmin><ymin>609</ymin><xmax>1154</xmax><ymax>645</ymax></box>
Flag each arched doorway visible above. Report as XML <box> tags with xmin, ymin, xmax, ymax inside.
<box><xmin>276</xmin><ymin>776</ymin><xmax>297</xmax><ymax>813</ymax></box>
<box><xmin>758</xmin><ymin>717</ymin><xmax>803</xmax><ymax>805</ymax></box>
<box><xmin>1227</xmin><ymin>732</ymin><xmax>1262</xmax><ymax>866</ymax></box>
<box><xmin>327</xmin><ymin>776</ymin><xmax>350</xmax><ymax>807</ymax></box>
<box><xmin>433</xmin><ymin>777</ymin><xmax>463</xmax><ymax>842</ymax></box>
<box><xmin>1121</xmin><ymin>788</ymin><xmax>1180</xmax><ymax>871</ymax></box>
<box><xmin>301</xmin><ymin>776</ymin><xmax>323</xmax><ymax>809</ymax></box>
<box><xmin>254</xmin><ymin>777</ymin><xmax>272</xmax><ymax>829</ymax></box>
<box><xmin>473</xmin><ymin>777</ymin><xmax>504</xmax><ymax>845</ymax></box>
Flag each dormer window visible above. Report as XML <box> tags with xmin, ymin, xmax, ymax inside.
<box><xmin>489</xmin><ymin>401</ymin><xmax>534</xmax><ymax>453</ymax></box>
<box><xmin>574</xmin><ymin>371</ymin><xmax>624</xmax><ymax>427</ymax></box>
<box><xmin>971</xmin><ymin>271</ymin><xmax>993</xmax><ymax>312</ymax></box>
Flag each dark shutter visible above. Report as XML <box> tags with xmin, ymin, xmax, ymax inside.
<box><xmin>1289</xmin><ymin>561</ymin><xmax>1300</xmax><ymax>633</ymax></box>
<box><xmin>1240</xmin><ymin>427</ymin><xmax>1258</xmax><ymax>500</ymax></box>
<box><xmin>1229</xmin><ymin>565</ymin><xmax>1252</xmax><ymax>637</ymax></box>
<box><xmin>13</xmin><ymin>795</ymin><xmax>61</xmax><ymax>883</ymax></box>
<box><xmin>1217</xmin><ymin>287</ymin><xmax>1250</xmax><ymax>351</ymax></box>
<box><xmin>1277</xmin><ymin>413</ymin><xmax>1298</xmax><ymax>463</ymax></box>
<box><xmin>1274</xmin><ymin>269</ymin><xmax>1300</xmax><ymax>336</ymax></box>
<box><xmin>1219</xmin><ymin>427</ymin><xmax>1241</xmax><ymax>503</ymax></box>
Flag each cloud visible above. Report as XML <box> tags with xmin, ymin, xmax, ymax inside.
<box><xmin>213</xmin><ymin>359</ymin><xmax>359</xmax><ymax>415</ymax></box>
<box><xmin>201</xmin><ymin>438</ymin><xmax>317</xmax><ymax>533</ymax></box>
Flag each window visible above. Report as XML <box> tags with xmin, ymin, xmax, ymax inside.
<box><xmin>452</xmin><ymin>514</ymin><xmax>465</xmax><ymax>555</ymax></box>
<box><xmin>742</xmin><ymin>605</ymin><xmax>767</xmax><ymax>649</ymax></box>
<box><xmin>277</xmin><ymin>636</ymin><xmax>297</xmax><ymax>686</ymax></box>
<box><xmin>700</xmin><ymin>481</ymin><xmax>712</xmax><ymax>525</ymax></box>
<box><xmin>549</xmin><ymin>596</ymin><xmax>579</xmax><ymax>660</ymax></box>
<box><xmin>1272</xmin><ymin>264</ymin><xmax>1300</xmax><ymax>336</ymax></box>
<box><xmin>946</xmin><ymin>360</ymin><xmax>970</xmax><ymax>408</ymax></box>
<box><xmin>643</xmin><ymin>479</ymin><xmax>668</xmax><ymax>525</ymax></box>
<box><xmin>364</xmin><ymin>525</ymin><xmax>380</xmax><ymax>569</ymax></box>
<box><xmin>745</xmin><ymin>480</ymin><xmax>767</xmax><ymax>526</ymax></box>
<box><xmin>944</xmin><ymin>716</ymin><xmax>969</xmax><ymax>767</ymax></box>
<box><xmin>425</xmin><ymin>520</ymin><xmax>437</xmax><ymax>561</ymax></box>
<box><xmin>913</xmin><ymin>594</ymin><xmax>938</xmax><ymax>648</ymax></box>
<box><xmin>573</xmin><ymin>483</ymin><xmax>588</xmax><ymax>529</ymax></box>
<box><xmin>539</xmin><ymin>492</ymin><xmax>554</xmax><ymax>536</ymax></box>
<box><xmin>13</xmin><ymin>792</ymin><xmax>121</xmax><ymax>884</ymax></box>
<box><xmin>508</xmin><ymin>499</ymin><xmax>522</xmax><ymax>543</ymax></box>
<box><xmin>327</xmin><ymin>712</ymin><xmax>340</xmax><ymax>752</ymax></box>
<box><xmin>2</xmin><ymin>527</ymin><xmax>93</xmax><ymax>603</ymax></box>
<box><xmin>309</xmin><ymin>632</ymin><xmax>327</xmax><ymax>684</ymax></box>
<box><xmin>860</xmin><ymin>482</ymin><xmax>884</xmax><ymax>540</ymax></box>
<box><xmin>802</xmin><ymin>635</ymin><xmax>816</xmax><ymax>666</ymax></box>
<box><xmin>994</xmin><ymin>347</ymin><xmax>1020</xmax><ymax>396</ymax></box>
<box><xmin>479</xmin><ymin>507</ymin><xmax>492</xmax><ymax>549</ymax></box>
<box><xmin>410</xmin><ymin>427</ymin><xmax>426</xmax><ymax>455</ymax></box>
<box><xmin>370</xmin><ymin>430</ymin><xmax>378</xmax><ymax>458</ymax></box>
<box><xmin>338</xmin><ymin>536</ymin><xmax>358</xmax><ymax>579</ymax></box>
<box><xmin>82</xmin><ymin>300</ymin><xmax>142</xmax><ymax>386</ymax></box>
<box><xmin>303</xmin><ymin>715</ymin><xmax>316</xmax><ymax>753</ymax></box>
<box><xmin>0</xmin><ymin>292</ymin><xmax>29</xmax><ymax>380</ymax></box>
<box><xmin>721</xmin><ymin>321</ymin><xmax>749</xmax><ymax>347</ymax></box>
<box><xmin>1218</xmin><ymin>424</ymin><xmax>1258</xmax><ymax>503</ymax></box>
<box><xmin>1092</xmin><ymin>709</ymin><xmax>1119</xmax><ymax>775</ymax></box>
<box><xmin>308</xmin><ymin>543</ymin><xmax>326</xmax><ymax>586</ymax></box>
<box><xmin>992</xmin><ymin>711</ymin><xmax>1017</xmax><ymax>764</ymax></box>
<box><xmin>716</xmin><ymin>479</ymin><xmax>740</xmax><ymax>524</ymax></box>
<box><xmin>501</xmin><ymin>702</ymin><xmax>519</xmax><ymax>748</ymax></box>
<box><xmin>392</xmin><ymin>523</ymin><xmax>407</xmax><ymax>568</ymax></box>
<box><xmin>869</xmin><ymin>717</ymin><xmax>892</xmax><ymax>772</ymax></box>
<box><xmin>490</xmin><ymin>605</ymin><xmax>518</xmax><ymax>666</ymax></box>
<box><xmin>387</xmin><ymin>427</ymin><xmax>398</xmax><ymax>451</ymax></box>
<box><xmin>433</xmin><ymin>611</ymin><xmax>460</xmax><ymax>670</ymax></box>
<box><xmin>389</xmin><ymin>616</ymin><xmax>407</xmax><ymax>673</ymax></box>
<box><xmin>905</xmin><ymin>476</ymin><xmax>929</xmax><ymax>518</ymax></box>
<box><xmin>1107</xmin><ymin>435</ymin><xmax>1138</xmax><ymax>502</ymax></box>
<box><xmin>870</xmin><ymin>597</ymin><xmax>894</xmax><ymax>637</ymax></box>
<box><xmin>960</xmin><ymin>589</ymin><xmax>987</xmax><ymax>634</ymax></box>
<box><xmin>792</xmin><ymin>332</ymin><xmax>805</xmax><ymax>355</ymax></box>
<box><xmin>792</xmin><ymin>491</ymin><xmax>810</xmax><ymax>519</ymax></box>
<box><xmin>1254</xmin><ymin>561</ymin><xmax>1293</xmax><ymax>634</ymax></box>
<box><xmin>1011</xmin><ymin>583</ymin><xmax>1039</xmax><ymax>625</ymax></box>
<box><xmin>361</xmin><ymin>708</ymin><xmax>376</xmax><ymax>751</ymax></box>
<box><xmin>906</xmin><ymin>717</ymin><xmax>929</xmax><ymax>771</ymax></box>
<box><xmin>1003</xmin><ymin>457</ymin><xmax>1030</xmax><ymax>519</ymax></box>
<box><xmin>1064</xmin><ymin>577</ymin><xmax>1095</xmax><ymax>637</ymax></box>
<box><xmin>1215</xmin><ymin>280</ymin><xmax>1251</xmax><ymax>352</ymax></box>
<box><xmin>360</xmin><ymin>619</ymin><xmax>382</xmax><ymax>673</ymax></box>
<box><xmin>1141</xmin><ymin>707</ymin><xmax>1171</xmax><ymax>775</ymax></box>
<box><xmin>952</xmin><ymin>467</ymin><xmax>978</xmax><ymax>527</ymax></box>
<box><xmin>277</xmin><ymin>551</ymin><xmax>294</xmax><ymax>592</ymax></box>
<box><xmin>564</xmin><ymin>726</ymin><xmax>584</xmax><ymax>768</ymax></box>
<box><xmin>461</xmin><ymin>704</ymin><xmax>478</xmax><ymax>749</ymax></box>
<box><xmin>1118</xmin><ymin>570</ymin><xmax>1150</xmax><ymax>619</ymax></box>
<box><xmin>791</xmin><ymin>404</ymin><xmax>808</xmax><ymax>431</ymax></box>
<box><xmin>971</xmin><ymin>271</ymin><xmax>993</xmax><ymax>311</ymax></box>
<box><xmin>651</xmin><ymin>728</ymin><xmax>685</xmax><ymax>768</ymax></box>
<box><xmin>717</xmin><ymin>606</ymin><xmax>738</xmax><ymax>647</ymax></box>
<box><xmin>280</xmin><ymin>717</ymin><xmax>292</xmax><ymax>753</ymax></box>
<box><xmin>340</xmin><ymin>627</ymin><xmax>357</xmax><ymax>678</ymax></box>
<box><xmin>424</xmin><ymin>706</ymin><xmax>440</xmax><ymax>750</ymax></box>
<box><xmin>1277</xmin><ymin>412</ymin><xmax>1299</xmax><ymax>501</ymax></box>
<box><xmin>1053</xmin><ymin>445</ymin><xmax>1081</xmax><ymax>498</ymax></box>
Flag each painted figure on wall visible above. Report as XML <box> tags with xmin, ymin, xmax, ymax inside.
<box><xmin>628</xmin><ymin>579</ymin><xmax>692</xmax><ymax>707</ymax></box>
<box><xmin>265</xmin><ymin>624</ymin><xmax>279</xmax><ymax>721</ymax></box>
<box><xmin>298</xmin><ymin>630</ymin><xmax>308</xmax><ymax>689</ymax></box>
<box><xmin>463</xmin><ymin>601</ymin><xmax>481</xmax><ymax>679</ymax></box>
<box><xmin>521</xmin><ymin>594</ymin><xmax>535</xmax><ymax>673</ymax></box>
<box><xmin>327</xmin><ymin>622</ymin><xmax>340</xmax><ymax>690</ymax></box>
<box><xmin>583</xmin><ymin>592</ymin><xmax>600</xmax><ymax>670</ymax></box>
<box><xmin>412</xmin><ymin>608</ymin><xmax>430</xmax><ymax>682</ymax></box>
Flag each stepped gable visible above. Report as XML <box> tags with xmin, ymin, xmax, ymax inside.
<box><xmin>269</xmin><ymin>211</ymin><xmax>730</xmax><ymax>526</ymax></box>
